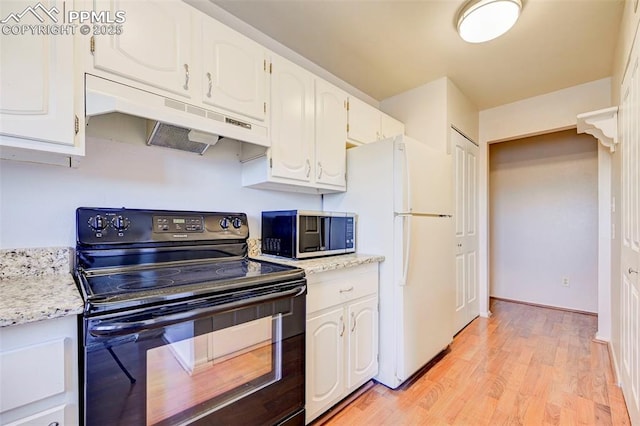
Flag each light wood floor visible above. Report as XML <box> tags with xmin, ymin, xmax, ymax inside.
<box><xmin>319</xmin><ymin>299</ymin><xmax>631</xmax><ymax>425</ymax></box>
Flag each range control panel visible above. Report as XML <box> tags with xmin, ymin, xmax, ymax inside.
<box><xmin>76</xmin><ymin>208</ymin><xmax>249</xmax><ymax>245</ymax></box>
<box><xmin>154</xmin><ymin>216</ymin><xmax>204</xmax><ymax>233</ymax></box>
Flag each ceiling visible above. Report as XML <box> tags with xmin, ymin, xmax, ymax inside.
<box><xmin>211</xmin><ymin>0</ymin><xmax>624</xmax><ymax>110</ymax></box>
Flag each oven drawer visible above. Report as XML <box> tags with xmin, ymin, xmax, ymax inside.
<box><xmin>306</xmin><ymin>263</ymin><xmax>377</xmax><ymax>314</ymax></box>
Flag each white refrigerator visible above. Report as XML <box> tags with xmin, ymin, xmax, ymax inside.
<box><xmin>323</xmin><ymin>134</ymin><xmax>454</xmax><ymax>389</ymax></box>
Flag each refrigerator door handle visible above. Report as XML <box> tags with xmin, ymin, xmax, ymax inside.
<box><xmin>400</xmin><ymin>214</ymin><xmax>412</xmax><ymax>286</ymax></box>
<box><xmin>399</xmin><ymin>142</ymin><xmax>412</xmax><ymax>213</ymax></box>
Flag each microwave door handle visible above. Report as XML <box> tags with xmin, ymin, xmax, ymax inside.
<box><xmin>89</xmin><ymin>285</ymin><xmax>306</xmax><ymax>337</ymax></box>
<box><xmin>321</xmin><ymin>216</ymin><xmax>329</xmax><ymax>250</ymax></box>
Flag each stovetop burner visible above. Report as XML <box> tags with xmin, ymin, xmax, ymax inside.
<box><xmin>85</xmin><ymin>259</ymin><xmax>294</xmax><ymax>299</ymax></box>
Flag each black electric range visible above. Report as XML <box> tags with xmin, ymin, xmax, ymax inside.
<box><xmin>73</xmin><ymin>208</ymin><xmax>307</xmax><ymax>426</ymax></box>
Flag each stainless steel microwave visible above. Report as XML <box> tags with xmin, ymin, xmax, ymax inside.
<box><xmin>261</xmin><ymin>210</ymin><xmax>356</xmax><ymax>259</ymax></box>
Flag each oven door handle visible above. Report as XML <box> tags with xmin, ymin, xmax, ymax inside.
<box><xmin>89</xmin><ymin>285</ymin><xmax>306</xmax><ymax>337</ymax></box>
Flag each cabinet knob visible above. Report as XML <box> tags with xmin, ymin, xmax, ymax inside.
<box><xmin>206</xmin><ymin>72</ymin><xmax>212</xmax><ymax>98</ymax></box>
<box><xmin>305</xmin><ymin>159</ymin><xmax>311</xmax><ymax>178</ymax></box>
<box><xmin>183</xmin><ymin>64</ymin><xmax>190</xmax><ymax>90</ymax></box>
<box><xmin>48</xmin><ymin>422</ymin><xmax>59</xmax><ymax>426</ymax></box>
<box><xmin>630</xmin><ymin>268</ymin><xmax>639</xmax><ymax>275</ymax></box>
<box><xmin>317</xmin><ymin>162</ymin><xmax>323</xmax><ymax>179</ymax></box>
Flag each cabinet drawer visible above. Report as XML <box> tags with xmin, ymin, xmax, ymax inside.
<box><xmin>307</xmin><ymin>263</ymin><xmax>378</xmax><ymax>314</ymax></box>
<box><xmin>0</xmin><ymin>338</ymin><xmax>66</xmax><ymax>412</ymax></box>
<box><xmin>4</xmin><ymin>404</ymin><xmax>67</xmax><ymax>426</ymax></box>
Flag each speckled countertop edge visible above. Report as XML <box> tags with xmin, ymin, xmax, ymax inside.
<box><xmin>0</xmin><ymin>248</ymin><xmax>84</xmax><ymax>328</ymax></box>
<box><xmin>251</xmin><ymin>253</ymin><xmax>385</xmax><ymax>274</ymax></box>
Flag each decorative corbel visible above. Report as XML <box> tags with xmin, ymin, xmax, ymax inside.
<box><xmin>576</xmin><ymin>106</ymin><xmax>618</xmax><ymax>153</ymax></box>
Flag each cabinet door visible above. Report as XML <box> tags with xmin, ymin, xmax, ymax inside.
<box><xmin>347</xmin><ymin>296</ymin><xmax>378</xmax><ymax>390</ymax></box>
<box><xmin>4</xmin><ymin>404</ymin><xmax>68</xmax><ymax>426</ymax></box>
<box><xmin>380</xmin><ymin>112</ymin><xmax>404</xmax><ymax>139</ymax></box>
<box><xmin>306</xmin><ymin>307</ymin><xmax>345</xmax><ymax>423</ymax></box>
<box><xmin>315</xmin><ymin>79</ymin><xmax>347</xmax><ymax>188</ymax></box>
<box><xmin>0</xmin><ymin>0</ymin><xmax>74</xmax><ymax>146</ymax></box>
<box><xmin>201</xmin><ymin>17</ymin><xmax>267</xmax><ymax>121</ymax></box>
<box><xmin>348</xmin><ymin>97</ymin><xmax>380</xmax><ymax>144</ymax></box>
<box><xmin>92</xmin><ymin>0</ymin><xmax>193</xmax><ymax>98</ymax></box>
<box><xmin>270</xmin><ymin>55</ymin><xmax>314</xmax><ymax>182</ymax></box>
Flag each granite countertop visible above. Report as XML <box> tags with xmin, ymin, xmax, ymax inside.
<box><xmin>0</xmin><ymin>243</ymin><xmax>383</xmax><ymax>328</ymax></box>
<box><xmin>251</xmin><ymin>253</ymin><xmax>385</xmax><ymax>274</ymax></box>
<box><xmin>0</xmin><ymin>248</ymin><xmax>84</xmax><ymax>328</ymax></box>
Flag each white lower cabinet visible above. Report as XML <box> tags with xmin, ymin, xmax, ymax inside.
<box><xmin>0</xmin><ymin>316</ymin><xmax>78</xmax><ymax>426</ymax></box>
<box><xmin>305</xmin><ymin>263</ymin><xmax>379</xmax><ymax>424</ymax></box>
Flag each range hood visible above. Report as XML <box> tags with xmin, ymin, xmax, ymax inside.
<box><xmin>85</xmin><ymin>74</ymin><xmax>270</xmax><ymax>153</ymax></box>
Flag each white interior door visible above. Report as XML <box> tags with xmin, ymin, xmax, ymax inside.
<box><xmin>452</xmin><ymin>128</ymin><xmax>479</xmax><ymax>334</ymax></box>
<box><xmin>620</xmin><ymin>32</ymin><xmax>640</xmax><ymax>425</ymax></box>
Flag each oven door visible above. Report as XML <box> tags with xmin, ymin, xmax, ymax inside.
<box><xmin>82</xmin><ymin>282</ymin><xmax>306</xmax><ymax>426</ymax></box>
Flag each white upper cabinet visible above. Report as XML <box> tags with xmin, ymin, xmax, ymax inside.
<box><xmin>315</xmin><ymin>79</ymin><xmax>347</xmax><ymax>188</ymax></box>
<box><xmin>0</xmin><ymin>0</ymin><xmax>82</xmax><ymax>158</ymax></box>
<box><xmin>201</xmin><ymin>18</ymin><xmax>268</xmax><ymax>122</ymax></box>
<box><xmin>347</xmin><ymin>97</ymin><xmax>380</xmax><ymax>144</ymax></box>
<box><xmin>242</xmin><ymin>59</ymin><xmax>347</xmax><ymax>194</ymax></box>
<box><xmin>91</xmin><ymin>0</ymin><xmax>194</xmax><ymax>99</ymax></box>
<box><xmin>347</xmin><ymin>96</ymin><xmax>404</xmax><ymax>145</ymax></box>
<box><xmin>380</xmin><ymin>111</ymin><xmax>405</xmax><ymax>139</ymax></box>
<box><xmin>269</xmin><ymin>55</ymin><xmax>315</xmax><ymax>182</ymax></box>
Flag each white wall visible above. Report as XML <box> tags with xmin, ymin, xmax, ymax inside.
<box><xmin>477</xmin><ymin>78</ymin><xmax>613</xmax><ymax>317</ymax></box>
<box><xmin>380</xmin><ymin>77</ymin><xmax>479</xmax><ymax>153</ymax></box>
<box><xmin>446</xmin><ymin>79</ymin><xmax>479</xmax><ymax>143</ymax></box>
<box><xmin>489</xmin><ymin>130</ymin><xmax>599</xmax><ymax>312</ymax></box>
<box><xmin>480</xmin><ymin>78</ymin><xmax>612</xmax><ymax>144</ymax></box>
<box><xmin>0</xmin><ymin>114</ymin><xmax>320</xmax><ymax>249</ymax></box>
<box><xmin>380</xmin><ymin>77</ymin><xmax>448</xmax><ymax>151</ymax></box>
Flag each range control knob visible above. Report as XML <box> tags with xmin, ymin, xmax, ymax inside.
<box><xmin>232</xmin><ymin>217</ymin><xmax>243</xmax><ymax>229</ymax></box>
<box><xmin>219</xmin><ymin>217</ymin><xmax>231</xmax><ymax>230</ymax></box>
<box><xmin>88</xmin><ymin>215</ymin><xmax>107</xmax><ymax>231</ymax></box>
<box><xmin>111</xmin><ymin>215</ymin><xmax>130</xmax><ymax>231</ymax></box>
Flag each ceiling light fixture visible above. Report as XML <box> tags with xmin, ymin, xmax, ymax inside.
<box><xmin>457</xmin><ymin>0</ymin><xmax>522</xmax><ymax>43</ymax></box>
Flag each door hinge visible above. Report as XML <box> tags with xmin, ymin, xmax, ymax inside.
<box><xmin>347</xmin><ymin>123</ymin><xmax>350</xmax><ymax>133</ymax></box>
<box><xmin>74</xmin><ymin>115</ymin><xmax>79</xmax><ymax>135</ymax></box>
<box><xmin>264</xmin><ymin>59</ymin><xmax>266</xmax><ymax>71</ymax></box>
<box><xmin>90</xmin><ymin>36</ymin><xmax>95</xmax><ymax>54</ymax></box>
<box><xmin>269</xmin><ymin>157</ymin><xmax>273</xmax><ymax>168</ymax></box>
<box><xmin>269</xmin><ymin>62</ymin><xmax>272</xmax><ymax>74</ymax></box>
<box><xmin>264</xmin><ymin>102</ymin><xmax>267</xmax><ymax>114</ymax></box>
<box><xmin>346</xmin><ymin>100</ymin><xmax>350</xmax><ymax>111</ymax></box>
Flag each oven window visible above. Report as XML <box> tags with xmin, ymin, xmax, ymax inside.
<box><xmin>84</xmin><ymin>292</ymin><xmax>305</xmax><ymax>426</ymax></box>
<box><xmin>146</xmin><ymin>316</ymin><xmax>282</xmax><ymax>425</ymax></box>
